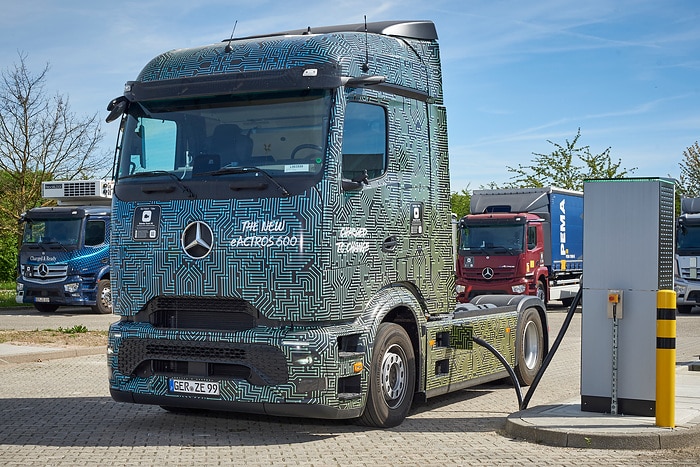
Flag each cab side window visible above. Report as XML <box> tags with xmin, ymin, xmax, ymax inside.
<box><xmin>85</xmin><ymin>220</ymin><xmax>106</xmax><ymax>246</ymax></box>
<box><xmin>527</xmin><ymin>225</ymin><xmax>537</xmax><ymax>250</ymax></box>
<box><xmin>341</xmin><ymin>103</ymin><xmax>387</xmax><ymax>181</ymax></box>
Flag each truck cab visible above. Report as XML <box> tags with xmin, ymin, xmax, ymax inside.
<box><xmin>16</xmin><ymin>180</ymin><xmax>113</xmax><ymax>313</ymax></box>
<box><xmin>456</xmin><ymin>212</ymin><xmax>548</xmax><ymax>302</ymax></box>
<box><xmin>675</xmin><ymin>197</ymin><xmax>700</xmax><ymax>313</ymax></box>
<box><xmin>455</xmin><ymin>187</ymin><xmax>583</xmax><ymax>306</ymax></box>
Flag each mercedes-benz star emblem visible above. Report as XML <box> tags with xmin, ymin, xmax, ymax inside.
<box><xmin>181</xmin><ymin>221</ymin><xmax>214</xmax><ymax>259</ymax></box>
<box><xmin>38</xmin><ymin>263</ymin><xmax>49</xmax><ymax>277</ymax></box>
<box><xmin>482</xmin><ymin>267</ymin><xmax>494</xmax><ymax>280</ymax></box>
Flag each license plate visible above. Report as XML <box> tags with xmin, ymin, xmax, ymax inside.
<box><xmin>35</xmin><ymin>297</ymin><xmax>50</xmax><ymax>303</ymax></box>
<box><xmin>169</xmin><ymin>378</ymin><xmax>220</xmax><ymax>396</ymax></box>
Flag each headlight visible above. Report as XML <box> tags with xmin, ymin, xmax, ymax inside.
<box><xmin>64</xmin><ymin>282</ymin><xmax>80</xmax><ymax>293</ymax></box>
<box><xmin>512</xmin><ymin>285</ymin><xmax>526</xmax><ymax>294</ymax></box>
<box><xmin>455</xmin><ymin>284</ymin><xmax>466</xmax><ymax>294</ymax></box>
<box><xmin>16</xmin><ymin>283</ymin><xmax>23</xmax><ymax>292</ymax></box>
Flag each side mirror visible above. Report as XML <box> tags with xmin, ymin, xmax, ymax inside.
<box><xmin>342</xmin><ymin>178</ymin><xmax>364</xmax><ymax>191</ymax></box>
<box><xmin>342</xmin><ymin>170</ymin><xmax>369</xmax><ymax>192</ymax></box>
<box><xmin>105</xmin><ymin>96</ymin><xmax>129</xmax><ymax>123</ymax></box>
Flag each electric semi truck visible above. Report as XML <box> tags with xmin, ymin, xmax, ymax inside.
<box><xmin>455</xmin><ymin>187</ymin><xmax>583</xmax><ymax>306</ymax></box>
<box><xmin>104</xmin><ymin>20</ymin><xmax>548</xmax><ymax>427</ymax></box>
<box><xmin>16</xmin><ymin>179</ymin><xmax>113</xmax><ymax>314</ymax></box>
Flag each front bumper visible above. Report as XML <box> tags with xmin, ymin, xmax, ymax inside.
<box><xmin>16</xmin><ymin>276</ymin><xmax>98</xmax><ymax>307</ymax></box>
<box><xmin>674</xmin><ymin>278</ymin><xmax>700</xmax><ymax>309</ymax></box>
<box><xmin>107</xmin><ymin>320</ymin><xmax>367</xmax><ymax>419</ymax></box>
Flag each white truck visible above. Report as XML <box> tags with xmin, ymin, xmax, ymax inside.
<box><xmin>675</xmin><ymin>197</ymin><xmax>700</xmax><ymax>313</ymax></box>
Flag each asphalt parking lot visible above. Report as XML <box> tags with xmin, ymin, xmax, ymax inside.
<box><xmin>1</xmin><ymin>306</ymin><xmax>700</xmax><ymax>465</ymax></box>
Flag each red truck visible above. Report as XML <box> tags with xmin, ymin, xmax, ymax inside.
<box><xmin>455</xmin><ymin>187</ymin><xmax>583</xmax><ymax>306</ymax></box>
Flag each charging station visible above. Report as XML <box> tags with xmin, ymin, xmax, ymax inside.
<box><xmin>581</xmin><ymin>178</ymin><xmax>675</xmax><ymax>416</ymax></box>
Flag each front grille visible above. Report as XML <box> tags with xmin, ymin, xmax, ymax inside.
<box><xmin>25</xmin><ymin>290</ymin><xmax>62</xmax><ymax>298</ymax></box>
<box><xmin>135</xmin><ymin>296</ymin><xmax>274</xmax><ymax>331</ymax></box>
<box><xmin>461</xmin><ymin>268</ymin><xmax>515</xmax><ymax>282</ymax></box>
<box><xmin>23</xmin><ymin>264</ymin><xmax>68</xmax><ymax>283</ymax></box>
<box><xmin>118</xmin><ymin>338</ymin><xmax>288</xmax><ymax>386</ymax></box>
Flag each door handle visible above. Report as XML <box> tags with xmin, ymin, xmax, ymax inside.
<box><xmin>382</xmin><ymin>235</ymin><xmax>398</xmax><ymax>253</ymax></box>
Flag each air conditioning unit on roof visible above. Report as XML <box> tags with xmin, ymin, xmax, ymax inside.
<box><xmin>41</xmin><ymin>179</ymin><xmax>114</xmax><ymax>205</ymax></box>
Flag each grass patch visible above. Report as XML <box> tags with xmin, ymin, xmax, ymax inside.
<box><xmin>57</xmin><ymin>324</ymin><xmax>89</xmax><ymax>334</ymax></box>
<box><xmin>0</xmin><ymin>283</ymin><xmax>32</xmax><ymax>308</ymax></box>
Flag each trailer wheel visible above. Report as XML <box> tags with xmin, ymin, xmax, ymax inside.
<box><xmin>358</xmin><ymin>323</ymin><xmax>415</xmax><ymax>428</ymax></box>
<box><xmin>34</xmin><ymin>303</ymin><xmax>59</xmax><ymax>313</ymax></box>
<box><xmin>91</xmin><ymin>279</ymin><xmax>112</xmax><ymax>314</ymax></box>
<box><xmin>514</xmin><ymin>307</ymin><xmax>544</xmax><ymax>386</ymax></box>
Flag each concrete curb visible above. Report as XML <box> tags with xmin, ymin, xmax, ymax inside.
<box><xmin>505</xmin><ymin>401</ymin><xmax>700</xmax><ymax>450</ymax></box>
<box><xmin>0</xmin><ymin>345</ymin><xmax>105</xmax><ymax>365</ymax></box>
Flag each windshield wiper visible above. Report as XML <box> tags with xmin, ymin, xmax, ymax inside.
<box><xmin>121</xmin><ymin>171</ymin><xmax>196</xmax><ymax>198</ymax></box>
<box><xmin>205</xmin><ymin>166</ymin><xmax>290</xmax><ymax>197</ymax></box>
<box><xmin>491</xmin><ymin>245</ymin><xmax>516</xmax><ymax>255</ymax></box>
<box><xmin>37</xmin><ymin>240</ymin><xmax>69</xmax><ymax>252</ymax></box>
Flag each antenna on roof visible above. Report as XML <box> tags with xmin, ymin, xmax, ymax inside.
<box><xmin>224</xmin><ymin>20</ymin><xmax>238</xmax><ymax>53</ymax></box>
<box><xmin>361</xmin><ymin>15</ymin><xmax>370</xmax><ymax>73</ymax></box>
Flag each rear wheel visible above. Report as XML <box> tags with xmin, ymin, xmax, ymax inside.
<box><xmin>358</xmin><ymin>323</ymin><xmax>415</xmax><ymax>428</ymax></box>
<box><xmin>514</xmin><ymin>307</ymin><xmax>544</xmax><ymax>386</ymax></box>
<box><xmin>34</xmin><ymin>303</ymin><xmax>59</xmax><ymax>313</ymax></box>
<box><xmin>91</xmin><ymin>279</ymin><xmax>112</xmax><ymax>314</ymax></box>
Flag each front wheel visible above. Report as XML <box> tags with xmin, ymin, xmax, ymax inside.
<box><xmin>536</xmin><ymin>281</ymin><xmax>546</xmax><ymax>304</ymax></box>
<box><xmin>514</xmin><ymin>307</ymin><xmax>545</xmax><ymax>386</ymax></box>
<box><xmin>358</xmin><ymin>323</ymin><xmax>415</xmax><ymax>428</ymax></box>
<box><xmin>91</xmin><ymin>279</ymin><xmax>112</xmax><ymax>314</ymax></box>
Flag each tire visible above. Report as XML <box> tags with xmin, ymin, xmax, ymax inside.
<box><xmin>514</xmin><ymin>307</ymin><xmax>545</xmax><ymax>386</ymax></box>
<box><xmin>358</xmin><ymin>323</ymin><xmax>415</xmax><ymax>428</ymax></box>
<box><xmin>677</xmin><ymin>305</ymin><xmax>693</xmax><ymax>314</ymax></box>
<box><xmin>34</xmin><ymin>303</ymin><xmax>59</xmax><ymax>313</ymax></box>
<box><xmin>91</xmin><ymin>279</ymin><xmax>112</xmax><ymax>314</ymax></box>
<box><xmin>536</xmin><ymin>281</ymin><xmax>546</xmax><ymax>304</ymax></box>
<box><xmin>561</xmin><ymin>297</ymin><xmax>574</xmax><ymax>308</ymax></box>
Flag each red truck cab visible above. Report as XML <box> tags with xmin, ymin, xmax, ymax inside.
<box><xmin>455</xmin><ymin>212</ymin><xmax>548</xmax><ymax>303</ymax></box>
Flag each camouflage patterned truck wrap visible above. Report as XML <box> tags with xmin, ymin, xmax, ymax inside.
<box><xmin>106</xmin><ymin>20</ymin><xmax>547</xmax><ymax>427</ymax></box>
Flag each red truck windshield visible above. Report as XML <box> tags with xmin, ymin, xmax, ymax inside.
<box><xmin>459</xmin><ymin>223</ymin><xmax>525</xmax><ymax>255</ymax></box>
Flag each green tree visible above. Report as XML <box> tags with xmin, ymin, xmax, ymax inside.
<box><xmin>0</xmin><ymin>53</ymin><xmax>107</xmax><ymax>280</ymax></box>
<box><xmin>450</xmin><ymin>187</ymin><xmax>471</xmax><ymax>219</ymax></box>
<box><xmin>678</xmin><ymin>141</ymin><xmax>700</xmax><ymax>198</ymax></box>
<box><xmin>506</xmin><ymin>129</ymin><xmax>636</xmax><ymax>191</ymax></box>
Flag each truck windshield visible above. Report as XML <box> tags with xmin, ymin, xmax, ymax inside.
<box><xmin>459</xmin><ymin>224</ymin><xmax>524</xmax><ymax>255</ymax></box>
<box><xmin>23</xmin><ymin>218</ymin><xmax>82</xmax><ymax>246</ymax></box>
<box><xmin>117</xmin><ymin>89</ymin><xmax>331</xmax><ymax>182</ymax></box>
<box><xmin>677</xmin><ymin>223</ymin><xmax>700</xmax><ymax>254</ymax></box>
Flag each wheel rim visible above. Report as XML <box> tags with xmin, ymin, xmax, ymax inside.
<box><xmin>522</xmin><ymin>320</ymin><xmax>540</xmax><ymax>370</ymax></box>
<box><xmin>100</xmin><ymin>283</ymin><xmax>112</xmax><ymax>311</ymax></box>
<box><xmin>380</xmin><ymin>344</ymin><xmax>407</xmax><ymax>407</ymax></box>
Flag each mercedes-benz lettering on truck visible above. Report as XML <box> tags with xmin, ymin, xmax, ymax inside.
<box><xmin>455</xmin><ymin>187</ymin><xmax>583</xmax><ymax>306</ymax></box>
<box><xmin>104</xmin><ymin>20</ymin><xmax>548</xmax><ymax>427</ymax></box>
<box><xmin>675</xmin><ymin>197</ymin><xmax>700</xmax><ymax>313</ymax></box>
<box><xmin>16</xmin><ymin>179</ymin><xmax>113</xmax><ymax>314</ymax></box>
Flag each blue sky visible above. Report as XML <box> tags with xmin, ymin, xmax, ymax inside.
<box><xmin>1</xmin><ymin>0</ymin><xmax>698</xmax><ymax>191</ymax></box>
